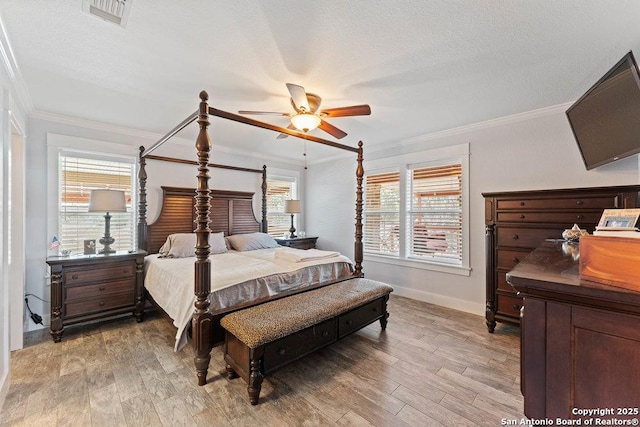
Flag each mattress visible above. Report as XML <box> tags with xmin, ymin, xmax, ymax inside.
<box><xmin>144</xmin><ymin>247</ymin><xmax>353</xmax><ymax>350</ymax></box>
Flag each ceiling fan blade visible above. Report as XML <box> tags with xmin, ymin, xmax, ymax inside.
<box><xmin>286</xmin><ymin>83</ymin><xmax>310</xmax><ymax>112</ymax></box>
<box><xmin>318</xmin><ymin>120</ymin><xmax>348</xmax><ymax>139</ymax></box>
<box><xmin>238</xmin><ymin>110</ymin><xmax>290</xmax><ymax>116</ymax></box>
<box><xmin>319</xmin><ymin>104</ymin><xmax>371</xmax><ymax>118</ymax></box>
<box><xmin>276</xmin><ymin>123</ymin><xmax>296</xmax><ymax>139</ymax></box>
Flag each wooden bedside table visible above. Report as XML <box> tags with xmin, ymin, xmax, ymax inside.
<box><xmin>275</xmin><ymin>236</ymin><xmax>318</xmax><ymax>250</ymax></box>
<box><xmin>46</xmin><ymin>250</ymin><xmax>146</xmax><ymax>342</ymax></box>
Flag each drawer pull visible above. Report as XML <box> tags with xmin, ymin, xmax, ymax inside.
<box><xmin>123</xmin><ymin>268</ymin><xmax>129</xmax><ymax>273</ymax></box>
<box><xmin>512</xmin><ymin>304</ymin><xmax>521</xmax><ymax>311</ymax></box>
<box><xmin>512</xmin><ymin>257</ymin><xmax>520</xmax><ymax>264</ymax></box>
<box><xmin>322</xmin><ymin>330</ymin><xmax>329</xmax><ymax>337</ymax></box>
<box><xmin>99</xmin><ymin>301</ymin><xmax>106</xmax><ymax>307</ymax></box>
<box><xmin>345</xmin><ymin>319</ymin><xmax>353</xmax><ymax>326</ymax></box>
<box><xmin>519</xmin><ymin>201</ymin><xmax>525</xmax><ymax>206</ymax></box>
<box><xmin>512</xmin><ymin>234</ymin><xmax>519</xmax><ymax>240</ymax></box>
<box><xmin>519</xmin><ymin>214</ymin><xmax>525</xmax><ymax>219</ymax></box>
<box><xmin>278</xmin><ymin>348</ymin><xmax>286</xmax><ymax>356</ymax></box>
<box><xmin>372</xmin><ymin>307</ymin><xmax>378</xmax><ymax>312</ymax></box>
<box><xmin>576</xmin><ymin>214</ymin><xmax>584</xmax><ymax>219</ymax></box>
<box><xmin>576</xmin><ymin>200</ymin><xmax>584</xmax><ymax>205</ymax></box>
<box><xmin>99</xmin><ymin>286</ymin><xmax>106</xmax><ymax>291</ymax></box>
<box><xmin>72</xmin><ymin>274</ymin><xmax>78</xmax><ymax>280</ymax></box>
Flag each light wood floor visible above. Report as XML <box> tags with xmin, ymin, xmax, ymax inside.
<box><xmin>1</xmin><ymin>295</ymin><xmax>525</xmax><ymax>426</ymax></box>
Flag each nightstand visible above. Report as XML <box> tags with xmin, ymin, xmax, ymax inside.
<box><xmin>46</xmin><ymin>250</ymin><xmax>146</xmax><ymax>342</ymax></box>
<box><xmin>275</xmin><ymin>236</ymin><xmax>318</xmax><ymax>250</ymax></box>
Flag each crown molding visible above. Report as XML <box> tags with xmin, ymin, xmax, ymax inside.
<box><xmin>0</xmin><ymin>17</ymin><xmax>33</xmax><ymax>112</ymax></box>
<box><xmin>308</xmin><ymin>102</ymin><xmax>573</xmax><ymax>167</ymax></box>
<box><xmin>30</xmin><ymin>109</ymin><xmax>305</xmax><ymax>166</ymax></box>
<box><xmin>393</xmin><ymin>102</ymin><xmax>573</xmax><ymax>149</ymax></box>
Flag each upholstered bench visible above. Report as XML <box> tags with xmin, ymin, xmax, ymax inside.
<box><xmin>220</xmin><ymin>278</ymin><xmax>393</xmax><ymax>404</ymax></box>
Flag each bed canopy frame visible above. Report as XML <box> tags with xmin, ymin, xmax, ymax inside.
<box><xmin>137</xmin><ymin>90</ymin><xmax>365</xmax><ymax>385</ymax></box>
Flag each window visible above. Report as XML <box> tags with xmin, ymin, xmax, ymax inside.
<box><xmin>58</xmin><ymin>150</ymin><xmax>136</xmax><ymax>253</ymax></box>
<box><xmin>363</xmin><ymin>144</ymin><xmax>469</xmax><ymax>274</ymax></box>
<box><xmin>266</xmin><ymin>177</ymin><xmax>297</xmax><ymax>237</ymax></box>
<box><xmin>363</xmin><ymin>171</ymin><xmax>400</xmax><ymax>255</ymax></box>
<box><xmin>408</xmin><ymin>163</ymin><xmax>462</xmax><ymax>264</ymax></box>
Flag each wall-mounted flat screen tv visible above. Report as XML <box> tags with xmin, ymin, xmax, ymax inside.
<box><xmin>566</xmin><ymin>51</ymin><xmax>640</xmax><ymax>170</ymax></box>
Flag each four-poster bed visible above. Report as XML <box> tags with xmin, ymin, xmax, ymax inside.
<box><xmin>138</xmin><ymin>91</ymin><xmax>365</xmax><ymax>385</ymax></box>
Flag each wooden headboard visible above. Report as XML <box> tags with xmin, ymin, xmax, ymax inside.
<box><xmin>146</xmin><ymin>186</ymin><xmax>261</xmax><ymax>254</ymax></box>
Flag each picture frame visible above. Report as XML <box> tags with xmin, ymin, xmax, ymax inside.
<box><xmin>84</xmin><ymin>239</ymin><xmax>96</xmax><ymax>255</ymax></box>
<box><xmin>596</xmin><ymin>209</ymin><xmax>640</xmax><ymax>231</ymax></box>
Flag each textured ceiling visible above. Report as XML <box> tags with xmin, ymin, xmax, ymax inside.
<box><xmin>1</xmin><ymin>1</ymin><xmax>640</xmax><ymax>162</ymax></box>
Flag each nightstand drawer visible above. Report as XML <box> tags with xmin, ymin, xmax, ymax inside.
<box><xmin>64</xmin><ymin>291</ymin><xmax>135</xmax><ymax>318</ymax></box>
<box><xmin>64</xmin><ymin>262</ymin><xmax>135</xmax><ymax>285</ymax></box>
<box><xmin>65</xmin><ymin>278</ymin><xmax>135</xmax><ymax>301</ymax></box>
<box><xmin>275</xmin><ymin>236</ymin><xmax>318</xmax><ymax>250</ymax></box>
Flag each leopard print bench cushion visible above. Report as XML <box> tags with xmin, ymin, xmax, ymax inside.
<box><xmin>220</xmin><ymin>278</ymin><xmax>393</xmax><ymax>349</ymax></box>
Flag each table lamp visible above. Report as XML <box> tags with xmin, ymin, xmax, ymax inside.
<box><xmin>284</xmin><ymin>199</ymin><xmax>301</xmax><ymax>238</ymax></box>
<box><xmin>88</xmin><ymin>189</ymin><xmax>127</xmax><ymax>254</ymax></box>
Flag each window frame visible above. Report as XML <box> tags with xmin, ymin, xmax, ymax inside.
<box><xmin>363</xmin><ymin>143</ymin><xmax>470</xmax><ymax>276</ymax></box>
<box><xmin>47</xmin><ymin>134</ymin><xmax>139</xmax><ymax>253</ymax></box>
<box><xmin>265</xmin><ymin>170</ymin><xmax>300</xmax><ymax>238</ymax></box>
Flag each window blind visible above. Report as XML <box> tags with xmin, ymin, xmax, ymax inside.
<box><xmin>363</xmin><ymin>171</ymin><xmax>400</xmax><ymax>255</ymax></box>
<box><xmin>408</xmin><ymin>163</ymin><xmax>462</xmax><ymax>264</ymax></box>
<box><xmin>266</xmin><ymin>178</ymin><xmax>296</xmax><ymax>237</ymax></box>
<box><xmin>59</xmin><ymin>151</ymin><xmax>136</xmax><ymax>253</ymax></box>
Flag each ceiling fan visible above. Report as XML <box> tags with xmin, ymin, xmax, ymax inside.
<box><xmin>238</xmin><ymin>83</ymin><xmax>371</xmax><ymax>139</ymax></box>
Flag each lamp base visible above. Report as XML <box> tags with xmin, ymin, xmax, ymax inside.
<box><xmin>99</xmin><ymin>212</ymin><xmax>117</xmax><ymax>254</ymax></box>
<box><xmin>289</xmin><ymin>214</ymin><xmax>297</xmax><ymax>239</ymax></box>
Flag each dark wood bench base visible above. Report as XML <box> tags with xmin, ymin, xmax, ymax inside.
<box><xmin>221</xmin><ymin>279</ymin><xmax>392</xmax><ymax>405</ymax></box>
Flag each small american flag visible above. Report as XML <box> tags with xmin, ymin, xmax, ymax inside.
<box><xmin>49</xmin><ymin>236</ymin><xmax>61</xmax><ymax>250</ymax></box>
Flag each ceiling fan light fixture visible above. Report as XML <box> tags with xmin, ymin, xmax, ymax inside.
<box><xmin>291</xmin><ymin>113</ymin><xmax>321</xmax><ymax>132</ymax></box>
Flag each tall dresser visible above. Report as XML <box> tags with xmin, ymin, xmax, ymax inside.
<box><xmin>483</xmin><ymin>185</ymin><xmax>640</xmax><ymax>332</ymax></box>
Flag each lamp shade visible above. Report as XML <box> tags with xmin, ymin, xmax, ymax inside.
<box><xmin>284</xmin><ymin>199</ymin><xmax>301</xmax><ymax>214</ymax></box>
<box><xmin>290</xmin><ymin>113</ymin><xmax>321</xmax><ymax>132</ymax></box>
<box><xmin>88</xmin><ymin>189</ymin><xmax>127</xmax><ymax>213</ymax></box>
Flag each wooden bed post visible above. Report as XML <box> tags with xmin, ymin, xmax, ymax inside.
<box><xmin>354</xmin><ymin>141</ymin><xmax>364</xmax><ymax>277</ymax></box>
<box><xmin>193</xmin><ymin>91</ymin><xmax>213</xmax><ymax>386</ymax></box>
<box><xmin>261</xmin><ymin>164</ymin><xmax>268</xmax><ymax>233</ymax></box>
<box><xmin>138</xmin><ymin>146</ymin><xmax>148</xmax><ymax>252</ymax></box>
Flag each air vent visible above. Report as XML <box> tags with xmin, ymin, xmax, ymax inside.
<box><xmin>83</xmin><ymin>0</ymin><xmax>133</xmax><ymax>27</ymax></box>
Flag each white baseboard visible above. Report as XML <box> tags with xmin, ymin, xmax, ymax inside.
<box><xmin>0</xmin><ymin>369</ymin><xmax>9</xmax><ymax>414</ymax></box>
<box><xmin>391</xmin><ymin>284</ymin><xmax>485</xmax><ymax>317</ymax></box>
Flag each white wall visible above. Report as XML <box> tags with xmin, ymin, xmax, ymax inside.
<box><xmin>24</xmin><ymin>115</ymin><xmax>304</xmax><ymax>331</ymax></box>
<box><xmin>306</xmin><ymin>105</ymin><xmax>640</xmax><ymax>316</ymax></box>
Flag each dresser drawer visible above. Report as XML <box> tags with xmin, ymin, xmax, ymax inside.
<box><xmin>338</xmin><ymin>298</ymin><xmax>384</xmax><ymax>338</ymax></box>
<box><xmin>497</xmin><ymin>249</ymin><xmax>530</xmax><ymax>270</ymax></box>
<box><xmin>65</xmin><ymin>278</ymin><xmax>135</xmax><ymax>301</ymax></box>
<box><xmin>64</xmin><ymin>262</ymin><xmax>135</xmax><ymax>285</ymax></box>
<box><xmin>496</xmin><ymin>211</ymin><xmax>602</xmax><ymax>225</ymax></box>
<box><xmin>496</xmin><ymin>294</ymin><xmax>523</xmax><ymax>318</ymax></box>
<box><xmin>263</xmin><ymin>319</ymin><xmax>337</xmax><ymax>373</ymax></box>
<box><xmin>496</xmin><ymin>227</ymin><xmax>563</xmax><ymax>248</ymax></box>
<box><xmin>497</xmin><ymin>269</ymin><xmax>518</xmax><ymax>294</ymax></box>
<box><xmin>496</xmin><ymin>196</ymin><xmax>619</xmax><ymax>211</ymax></box>
<box><xmin>64</xmin><ymin>291</ymin><xmax>135</xmax><ymax>318</ymax></box>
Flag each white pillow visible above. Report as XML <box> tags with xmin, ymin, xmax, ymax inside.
<box><xmin>226</xmin><ymin>232</ymin><xmax>280</xmax><ymax>252</ymax></box>
<box><xmin>160</xmin><ymin>232</ymin><xmax>228</xmax><ymax>258</ymax></box>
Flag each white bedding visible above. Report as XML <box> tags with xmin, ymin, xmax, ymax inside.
<box><xmin>144</xmin><ymin>247</ymin><xmax>353</xmax><ymax>350</ymax></box>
